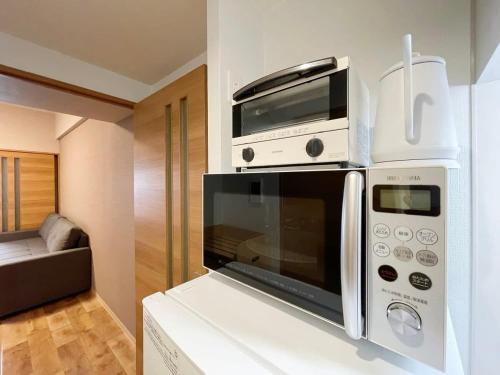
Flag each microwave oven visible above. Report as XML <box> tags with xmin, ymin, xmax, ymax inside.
<box><xmin>203</xmin><ymin>166</ymin><xmax>449</xmax><ymax>370</ymax></box>
<box><xmin>232</xmin><ymin>57</ymin><xmax>369</xmax><ymax>169</ymax></box>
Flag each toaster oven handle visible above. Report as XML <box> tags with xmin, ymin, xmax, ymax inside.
<box><xmin>233</xmin><ymin>57</ymin><xmax>337</xmax><ymax>102</ymax></box>
<box><xmin>341</xmin><ymin>171</ymin><xmax>364</xmax><ymax>340</ymax></box>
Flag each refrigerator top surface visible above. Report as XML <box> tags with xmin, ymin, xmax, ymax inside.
<box><xmin>143</xmin><ymin>273</ymin><xmax>461</xmax><ymax>375</ymax></box>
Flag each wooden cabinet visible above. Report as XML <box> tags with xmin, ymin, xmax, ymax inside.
<box><xmin>0</xmin><ymin>150</ymin><xmax>57</xmax><ymax>232</ymax></box>
<box><xmin>134</xmin><ymin>65</ymin><xmax>208</xmax><ymax>373</ymax></box>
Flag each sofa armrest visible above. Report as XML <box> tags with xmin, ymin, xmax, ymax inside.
<box><xmin>0</xmin><ymin>230</ymin><xmax>40</xmax><ymax>243</ymax></box>
<box><xmin>0</xmin><ymin>247</ymin><xmax>92</xmax><ymax>317</ymax></box>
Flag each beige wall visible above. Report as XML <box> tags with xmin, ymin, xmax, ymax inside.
<box><xmin>59</xmin><ymin>117</ymin><xmax>135</xmax><ymax>335</ymax></box>
<box><xmin>0</xmin><ymin>102</ymin><xmax>58</xmax><ymax>153</ymax></box>
<box><xmin>55</xmin><ymin>113</ymin><xmax>84</xmax><ymax>139</ymax></box>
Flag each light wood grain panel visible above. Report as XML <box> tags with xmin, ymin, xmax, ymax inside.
<box><xmin>186</xmin><ymin>67</ymin><xmax>208</xmax><ymax>280</ymax></box>
<box><xmin>134</xmin><ymin>103</ymin><xmax>167</xmax><ymax>374</ymax></box>
<box><xmin>0</xmin><ymin>293</ymin><xmax>135</xmax><ymax>374</ymax></box>
<box><xmin>27</xmin><ymin>329</ymin><xmax>64</xmax><ymax>374</ymax></box>
<box><xmin>57</xmin><ymin>339</ymin><xmax>93</xmax><ymax>375</ymax></box>
<box><xmin>19</xmin><ymin>152</ymin><xmax>56</xmax><ymax>230</ymax></box>
<box><xmin>134</xmin><ymin>65</ymin><xmax>207</xmax><ymax>374</ymax></box>
<box><xmin>0</xmin><ymin>150</ymin><xmax>56</xmax><ymax>232</ymax></box>
<box><xmin>2</xmin><ymin>341</ymin><xmax>33</xmax><ymax>375</ymax></box>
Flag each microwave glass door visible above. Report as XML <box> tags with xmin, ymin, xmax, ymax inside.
<box><xmin>232</xmin><ymin>69</ymin><xmax>348</xmax><ymax>137</ymax></box>
<box><xmin>203</xmin><ymin>170</ymin><xmax>365</xmax><ymax>327</ymax></box>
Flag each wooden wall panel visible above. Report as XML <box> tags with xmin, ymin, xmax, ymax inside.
<box><xmin>133</xmin><ymin>114</ymin><xmax>167</xmax><ymax>374</ymax></box>
<box><xmin>134</xmin><ymin>65</ymin><xmax>207</xmax><ymax>374</ymax></box>
<box><xmin>0</xmin><ymin>150</ymin><xmax>56</xmax><ymax>232</ymax></box>
<box><xmin>19</xmin><ymin>153</ymin><xmax>56</xmax><ymax>230</ymax></box>
<box><xmin>186</xmin><ymin>75</ymin><xmax>208</xmax><ymax>280</ymax></box>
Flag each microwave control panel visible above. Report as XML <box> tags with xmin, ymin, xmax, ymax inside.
<box><xmin>367</xmin><ymin>167</ymin><xmax>447</xmax><ymax>371</ymax></box>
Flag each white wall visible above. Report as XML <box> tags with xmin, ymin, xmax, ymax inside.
<box><xmin>59</xmin><ymin>117</ymin><xmax>136</xmax><ymax>336</ymax></box>
<box><xmin>474</xmin><ymin>0</ymin><xmax>500</xmax><ymax>82</ymax></box>
<box><xmin>208</xmin><ymin>0</ymin><xmax>473</xmax><ymax>372</ymax></box>
<box><xmin>447</xmin><ymin>85</ymin><xmax>472</xmax><ymax>373</ymax></box>
<box><xmin>208</xmin><ymin>0</ymin><xmax>471</xmax><ymax>173</ymax></box>
<box><xmin>470</xmin><ymin>79</ymin><xmax>500</xmax><ymax>375</ymax></box>
<box><xmin>0</xmin><ymin>102</ymin><xmax>58</xmax><ymax>153</ymax></box>
<box><xmin>261</xmin><ymin>0</ymin><xmax>471</xmax><ymax>89</ymax></box>
<box><xmin>207</xmin><ymin>0</ymin><xmax>266</xmax><ymax>172</ymax></box>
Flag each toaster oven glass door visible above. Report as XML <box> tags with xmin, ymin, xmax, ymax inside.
<box><xmin>232</xmin><ymin>69</ymin><xmax>348</xmax><ymax>137</ymax></box>
<box><xmin>203</xmin><ymin>169</ymin><xmax>366</xmax><ymax>327</ymax></box>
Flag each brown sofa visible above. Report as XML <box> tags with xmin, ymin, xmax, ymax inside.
<box><xmin>0</xmin><ymin>214</ymin><xmax>91</xmax><ymax>317</ymax></box>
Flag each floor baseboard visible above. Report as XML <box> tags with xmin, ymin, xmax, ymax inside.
<box><xmin>93</xmin><ymin>291</ymin><xmax>136</xmax><ymax>346</ymax></box>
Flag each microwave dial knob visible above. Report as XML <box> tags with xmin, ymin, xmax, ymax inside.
<box><xmin>387</xmin><ymin>302</ymin><xmax>422</xmax><ymax>336</ymax></box>
<box><xmin>306</xmin><ymin>138</ymin><xmax>324</xmax><ymax>157</ymax></box>
<box><xmin>242</xmin><ymin>147</ymin><xmax>255</xmax><ymax>162</ymax></box>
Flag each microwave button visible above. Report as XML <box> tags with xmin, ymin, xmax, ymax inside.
<box><xmin>242</xmin><ymin>147</ymin><xmax>255</xmax><ymax>162</ymax></box>
<box><xmin>373</xmin><ymin>223</ymin><xmax>390</xmax><ymax>238</ymax></box>
<box><xmin>393</xmin><ymin>246</ymin><xmax>413</xmax><ymax>262</ymax></box>
<box><xmin>394</xmin><ymin>226</ymin><xmax>413</xmax><ymax>242</ymax></box>
<box><xmin>409</xmin><ymin>272</ymin><xmax>432</xmax><ymax>291</ymax></box>
<box><xmin>416</xmin><ymin>229</ymin><xmax>438</xmax><ymax>245</ymax></box>
<box><xmin>416</xmin><ymin>250</ymin><xmax>439</xmax><ymax>267</ymax></box>
<box><xmin>387</xmin><ymin>302</ymin><xmax>422</xmax><ymax>336</ymax></box>
<box><xmin>373</xmin><ymin>243</ymin><xmax>390</xmax><ymax>257</ymax></box>
<box><xmin>378</xmin><ymin>265</ymin><xmax>398</xmax><ymax>282</ymax></box>
<box><xmin>306</xmin><ymin>138</ymin><xmax>324</xmax><ymax>157</ymax></box>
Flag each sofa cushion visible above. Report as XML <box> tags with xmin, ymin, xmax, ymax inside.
<box><xmin>0</xmin><ymin>237</ymin><xmax>49</xmax><ymax>265</ymax></box>
<box><xmin>39</xmin><ymin>213</ymin><xmax>61</xmax><ymax>242</ymax></box>
<box><xmin>26</xmin><ymin>237</ymin><xmax>49</xmax><ymax>255</ymax></box>
<box><xmin>46</xmin><ymin>218</ymin><xmax>81</xmax><ymax>252</ymax></box>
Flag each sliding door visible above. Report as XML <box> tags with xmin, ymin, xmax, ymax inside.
<box><xmin>134</xmin><ymin>65</ymin><xmax>207</xmax><ymax>373</ymax></box>
<box><xmin>0</xmin><ymin>150</ymin><xmax>57</xmax><ymax>232</ymax></box>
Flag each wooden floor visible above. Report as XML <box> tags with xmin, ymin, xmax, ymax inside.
<box><xmin>0</xmin><ymin>292</ymin><xmax>136</xmax><ymax>375</ymax></box>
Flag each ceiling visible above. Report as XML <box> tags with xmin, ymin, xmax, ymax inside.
<box><xmin>0</xmin><ymin>0</ymin><xmax>207</xmax><ymax>84</ymax></box>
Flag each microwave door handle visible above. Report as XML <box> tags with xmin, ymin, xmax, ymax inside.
<box><xmin>341</xmin><ymin>171</ymin><xmax>364</xmax><ymax>340</ymax></box>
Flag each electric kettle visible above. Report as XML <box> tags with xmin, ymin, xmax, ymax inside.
<box><xmin>371</xmin><ymin>34</ymin><xmax>459</xmax><ymax>164</ymax></box>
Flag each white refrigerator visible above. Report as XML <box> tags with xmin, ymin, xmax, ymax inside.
<box><xmin>143</xmin><ymin>272</ymin><xmax>464</xmax><ymax>375</ymax></box>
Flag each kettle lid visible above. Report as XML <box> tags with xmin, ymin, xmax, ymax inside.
<box><xmin>380</xmin><ymin>55</ymin><xmax>446</xmax><ymax>80</ymax></box>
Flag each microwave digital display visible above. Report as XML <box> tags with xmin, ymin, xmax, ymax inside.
<box><xmin>373</xmin><ymin>185</ymin><xmax>440</xmax><ymax>216</ymax></box>
<box><xmin>380</xmin><ymin>188</ymin><xmax>431</xmax><ymax>211</ymax></box>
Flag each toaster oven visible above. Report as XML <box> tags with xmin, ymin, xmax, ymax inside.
<box><xmin>232</xmin><ymin>57</ymin><xmax>369</xmax><ymax>168</ymax></box>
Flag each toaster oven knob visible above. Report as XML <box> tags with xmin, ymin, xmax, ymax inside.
<box><xmin>387</xmin><ymin>302</ymin><xmax>422</xmax><ymax>336</ymax></box>
<box><xmin>242</xmin><ymin>147</ymin><xmax>255</xmax><ymax>162</ymax></box>
<box><xmin>306</xmin><ymin>138</ymin><xmax>324</xmax><ymax>157</ymax></box>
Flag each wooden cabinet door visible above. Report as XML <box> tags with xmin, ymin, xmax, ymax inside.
<box><xmin>134</xmin><ymin>65</ymin><xmax>207</xmax><ymax>373</ymax></box>
<box><xmin>0</xmin><ymin>150</ymin><xmax>56</xmax><ymax>232</ymax></box>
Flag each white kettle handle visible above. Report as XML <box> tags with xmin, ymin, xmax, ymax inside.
<box><xmin>403</xmin><ymin>34</ymin><xmax>415</xmax><ymax>143</ymax></box>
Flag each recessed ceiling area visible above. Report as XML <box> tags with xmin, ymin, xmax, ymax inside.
<box><xmin>0</xmin><ymin>0</ymin><xmax>207</xmax><ymax>84</ymax></box>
